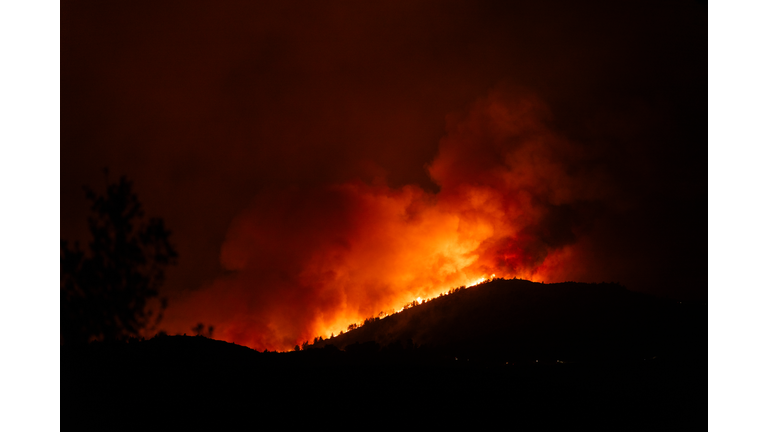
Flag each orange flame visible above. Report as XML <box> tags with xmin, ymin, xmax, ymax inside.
<box><xmin>167</xmin><ymin>89</ymin><xmax>609</xmax><ymax>351</ymax></box>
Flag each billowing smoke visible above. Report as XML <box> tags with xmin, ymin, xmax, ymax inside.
<box><xmin>170</xmin><ymin>87</ymin><xmax>617</xmax><ymax>351</ymax></box>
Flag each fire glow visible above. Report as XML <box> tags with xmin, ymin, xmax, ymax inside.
<box><xmin>171</xmin><ymin>89</ymin><xmax>610</xmax><ymax>351</ymax></box>
<box><xmin>321</xmin><ymin>274</ymin><xmax>500</xmax><ymax>339</ymax></box>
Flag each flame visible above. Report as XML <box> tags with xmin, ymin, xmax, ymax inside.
<box><xmin>171</xmin><ymin>89</ymin><xmax>607</xmax><ymax>351</ymax></box>
<box><xmin>467</xmin><ymin>274</ymin><xmax>495</xmax><ymax>287</ymax></box>
<box><xmin>320</xmin><ymin>273</ymin><xmax>503</xmax><ymax>338</ymax></box>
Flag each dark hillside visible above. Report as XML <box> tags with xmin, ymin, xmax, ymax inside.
<box><xmin>61</xmin><ymin>280</ymin><xmax>705</xmax><ymax>428</ymax></box>
<box><xmin>312</xmin><ymin>279</ymin><xmax>703</xmax><ymax>364</ymax></box>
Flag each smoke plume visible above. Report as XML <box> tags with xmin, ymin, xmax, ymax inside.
<box><xmin>169</xmin><ymin>87</ymin><xmax>618</xmax><ymax>350</ymax></box>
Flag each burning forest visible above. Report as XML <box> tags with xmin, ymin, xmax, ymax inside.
<box><xmin>56</xmin><ymin>2</ymin><xmax>710</xmax><ymax>427</ymax></box>
<box><xmin>60</xmin><ymin>1</ymin><xmax>706</xmax><ymax>354</ymax></box>
<box><xmin>164</xmin><ymin>89</ymin><xmax>632</xmax><ymax>351</ymax></box>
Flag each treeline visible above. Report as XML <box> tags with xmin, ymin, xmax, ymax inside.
<box><xmin>299</xmin><ymin>276</ymin><xmax>505</xmax><ymax>350</ymax></box>
<box><xmin>299</xmin><ymin>278</ymin><xmax>704</xmax><ymax>366</ymax></box>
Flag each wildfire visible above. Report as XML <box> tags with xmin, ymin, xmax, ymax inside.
<box><xmin>181</xmin><ymin>90</ymin><xmax>593</xmax><ymax>352</ymax></box>
<box><xmin>467</xmin><ymin>274</ymin><xmax>495</xmax><ymax>287</ymax></box>
<box><xmin>317</xmin><ymin>273</ymin><xmax>502</xmax><ymax>342</ymax></box>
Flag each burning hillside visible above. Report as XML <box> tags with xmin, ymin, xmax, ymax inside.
<box><xmin>308</xmin><ymin>278</ymin><xmax>702</xmax><ymax>364</ymax></box>
<box><xmin>171</xmin><ymin>89</ymin><xmax>621</xmax><ymax>351</ymax></box>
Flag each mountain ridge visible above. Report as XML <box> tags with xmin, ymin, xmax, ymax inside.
<box><xmin>308</xmin><ymin>278</ymin><xmax>702</xmax><ymax>364</ymax></box>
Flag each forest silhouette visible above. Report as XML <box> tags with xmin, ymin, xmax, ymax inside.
<box><xmin>59</xmin><ymin>177</ymin><xmax>704</xmax><ymax>428</ymax></box>
<box><xmin>60</xmin><ymin>173</ymin><xmax>177</xmax><ymax>345</ymax></box>
<box><xmin>61</xmin><ymin>277</ymin><xmax>705</xmax><ymax>428</ymax></box>
<box><xmin>306</xmin><ymin>278</ymin><xmax>703</xmax><ymax>366</ymax></box>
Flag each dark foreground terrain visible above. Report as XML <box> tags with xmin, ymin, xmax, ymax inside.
<box><xmin>61</xmin><ymin>280</ymin><xmax>706</xmax><ymax>429</ymax></box>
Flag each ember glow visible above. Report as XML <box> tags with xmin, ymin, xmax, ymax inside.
<box><xmin>468</xmin><ymin>274</ymin><xmax>496</xmax><ymax>288</ymax></box>
<box><xmin>170</xmin><ymin>89</ymin><xmax>613</xmax><ymax>351</ymax></box>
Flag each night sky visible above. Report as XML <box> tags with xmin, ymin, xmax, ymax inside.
<box><xmin>60</xmin><ymin>0</ymin><xmax>707</xmax><ymax>351</ymax></box>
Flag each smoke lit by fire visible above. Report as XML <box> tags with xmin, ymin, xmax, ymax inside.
<box><xmin>171</xmin><ymin>88</ymin><xmax>614</xmax><ymax>351</ymax></box>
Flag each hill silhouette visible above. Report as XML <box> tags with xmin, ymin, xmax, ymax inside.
<box><xmin>61</xmin><ymin>279</ymin><xmax>705</xmax><ymax>428</ymax></box>
<box><xmin>310</xmin><ymin>278</ymin><xmax>703</xmax><ymax>365</ymax></box>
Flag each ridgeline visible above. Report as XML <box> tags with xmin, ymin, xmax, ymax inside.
<box><xmin>61</xmin><ymin>279</ymin><xmax>705</xmax><ymax>428</ymax></box>
<box><xmin>308</xmin><ymin>278</ymin><xmax>703</xmax><ymax>365</ymax></box>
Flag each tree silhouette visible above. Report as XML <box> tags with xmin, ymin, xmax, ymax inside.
<box><xmin>61</xmin><ymin>174</ymin><xmax>178</xmax><ymax>345</ymax></box>
<box><xmin>193</xmin><ymin>323</ymin><xmax>205</xmax><ymax>336</ymax></box>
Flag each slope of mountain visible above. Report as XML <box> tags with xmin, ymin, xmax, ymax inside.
<box><xmin>60</xmin><ymin>279</ymin><xmax>705</xmax><ymax>428</ymax></box>
<box><xmin>311</xmin><ymin>279</ymin><xmax>703</xmax><ymax>364</ymax></box>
